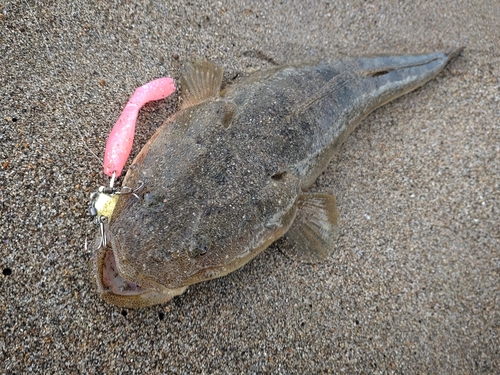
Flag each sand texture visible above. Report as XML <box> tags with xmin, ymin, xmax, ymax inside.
<box><xmin>1</xmin><ymin>0</ymin><xmax>499</xmax><ymax>373</ymax></box>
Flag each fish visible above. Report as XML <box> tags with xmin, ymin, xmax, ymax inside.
<box><xmin>93</xmin><ymin>48</ymin><xmax>462</xmax><ymax>308</ymax></box>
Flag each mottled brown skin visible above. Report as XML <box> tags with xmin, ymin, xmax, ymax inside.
<box><xmin>94</xmin><ymin>49</ymin><xmax>462</xmax><ymax>308</ymax></box>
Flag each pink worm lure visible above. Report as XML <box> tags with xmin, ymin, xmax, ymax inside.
<box><xmin>103</xmin><ymin>77</ymin><xmax>176</xmax><ymax>177</ymax></box>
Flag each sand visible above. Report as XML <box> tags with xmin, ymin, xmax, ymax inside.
<box><xmin>1</xmin><ymin>0</ymin><xmax>499</xmax><ymax>373</ymax></box>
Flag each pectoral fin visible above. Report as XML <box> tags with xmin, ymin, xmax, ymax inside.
<box><xmin>181</xmin><ymin>59</ymin><xmax>223</xmax><ymax>109</ymax></box>
<box><xmin>282</xmin><ymin>193</ymin><xmax>340</xmax><ymax>263</ymax></box>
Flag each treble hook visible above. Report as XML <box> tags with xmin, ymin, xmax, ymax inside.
<box><xmin>98</xmin><ymin>216</ymin><xmax>107</xmax><ymax>249</ymax></box>
<box><xmin>116</xmin><ymin>180</ymin><xmax>144</xmax><ymax>200</ymax></box>
<box><xmin>89</xmin><ymin>172</ymin><xmax>144</xmax><ymax>250</ymax></box>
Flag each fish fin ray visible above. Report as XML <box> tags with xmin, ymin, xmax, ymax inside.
<box><xmin>181</xmin><ymin>59</ymin><xmax>223</xmax><ymax>109</ymax></box>
<box><xmin>282</xmin><ymin>193</ymin><xmax>340</xmax><ymax>263</ymax></box>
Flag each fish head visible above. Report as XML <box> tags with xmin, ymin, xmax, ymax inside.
<box><xmin>94</xmin><ymin>102</ymin><xmax>299</xmax><ymax>308</ymax></box>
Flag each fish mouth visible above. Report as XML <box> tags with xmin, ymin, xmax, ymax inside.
<box><xmin>100</xmin><ymin>246</ymin><xmax>146</xmax><ymax>295</ymax></box>
<box><xmin>94</xmin><ymin>243</ymin><xmax>186</xmax><ymax>308</ymax></box>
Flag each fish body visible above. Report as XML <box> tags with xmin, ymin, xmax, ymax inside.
<box><xmin>94</xmin><ymin>49</ymin><xmax>461</xmax><ymax>308</ymax></box>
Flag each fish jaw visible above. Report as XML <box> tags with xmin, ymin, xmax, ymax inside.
<box><xmin>93</xmin><ymin>242</ymin><xmax>186</xmax><ymax>308</ymax></box>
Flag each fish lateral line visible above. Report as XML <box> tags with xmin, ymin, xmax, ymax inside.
<box><xmin>292</xmin><ymin>71</ymin><xmax>352</xmax><ymax>116</ymax></box>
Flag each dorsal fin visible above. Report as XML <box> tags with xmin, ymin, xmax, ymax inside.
<box><xmin>181</xmin><ymin>59</ymin><xmax>223</xmax><ymax>109</ymax></box>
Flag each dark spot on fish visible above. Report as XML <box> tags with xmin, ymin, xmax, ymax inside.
<box><xmin>121</xmin><ymin>310</ymin><xmax>128</xmax><ymax>317</ymax></box>
<box><xmin>204</xmin><ymin>206</ymin><xmax>221</xmax><ymax>217</ymax></box>
<box><xmin>158</xmin><ymin>312</ymin><xmax>165</xmax><ymax>320</ymax></box>
<box><xmin>271</xmin><ymin>171</ymin><xmax>287</xmax><ymax>180</ymax></box>
<box><xmin>216</xmin><ymin>172</ymin><xmax>227</xmax><ymax>185</ymax></box>
<box><xmin>369</xmin><ymin>70</ymin><xmax>389</xmax><ymax>77</ymax></box>
<box><xmin>3</xmin><ymin>267</ymin><xmax>12</xmax><ymax>276</ymax></box>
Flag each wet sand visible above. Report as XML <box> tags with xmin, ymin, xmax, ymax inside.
<box><xmin>1</xmin><ymin>0</ymin><xmax>499</xmax><ymax>373</ymax></box>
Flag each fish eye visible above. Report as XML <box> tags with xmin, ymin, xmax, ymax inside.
<box><xmin>199</xmin><ymin>244</ymin><xmax>208</xmax><ymax>255</ymax></box>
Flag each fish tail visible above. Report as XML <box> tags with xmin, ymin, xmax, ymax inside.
<box><xmin>345</xmin><ymin>47</ymin><xmax>463</xmax><ymax>110</ymax></box>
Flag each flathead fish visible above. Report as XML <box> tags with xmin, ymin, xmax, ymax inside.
<box><xmin>94</xmin><ymin>48</ymin><xmax>462</xmax><ymax>308</ymax></box>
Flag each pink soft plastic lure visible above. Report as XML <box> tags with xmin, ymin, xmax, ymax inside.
<box><xmin>103</xmin><ymin>77</ymin><xmax>176</xmax><ymax>177</ymax></box>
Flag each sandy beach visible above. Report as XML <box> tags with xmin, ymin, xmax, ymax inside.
<box><xmin>1</xmin><ymin>0</ymin><xmax>499</xmax><ymax>373</ymax></box>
